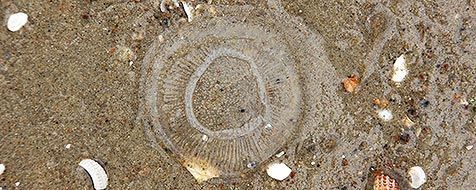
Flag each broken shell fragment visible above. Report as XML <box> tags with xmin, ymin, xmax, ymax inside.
<box><xmin>184</xmin><ymin>158</ymin><xmax>220</xmax><ymax>183</ymax></box>
<box><xmin>160</xmin><ymin>0</ymin><xmax>180</xmax><ymax>12</ymax></box>
<box><xmin>466</xmin><ymin>145</ymin><xmax>473</xmax><ymax>150</ymax></box>
<box><xmin>374</xmin><ymin>172</ymin><xmax>400</xmax><ymax>190</ymax></box>
<box><xmin>391</xmin><ymin>54</ymin><xmax>408</xmax><ymax>83</ymax></box>
<box><xmin>181</xmin><ymin>1</ymin><xmax>194</xmax><ymax>22</ymax></box>
<box><xmin>402</xmin><ymin>115</ymin><xmax>415</xmax><ymax>127</ymax></box>
<box><xmin>0</xmin><ymin>164</ymin><xmax>5</xmax><ymax>175</ymax></box>
<box><xmin>78</xmin><ymin>159</ymin><xmax>108</xmax><ymax>190</ymax></box>
<box><xmin>266</xmin><ymin>163</ymin><xmax>292</xmax><ymax>181</ymax></box>
<box><xmin>373</xmin><ymin>98</ymin><xmax>389</xmax><ymax>108</ymax></box>
<box><xmin>342</xmin><ymin>74</ymin><xmax>360</xmax><ymax>93</ymax></box>
<box><xmin>408</xmin><ymin>166</ymin><xmax>426</xmax><ymax>189</ymax></box>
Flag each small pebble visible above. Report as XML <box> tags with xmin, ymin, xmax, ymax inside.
<box><xmin>246</xmin><ymin>161</ymin><xmax>256</xmax><ymax>169</ymax></box>
<box><xmin>266</xmin><ymin>163</ymin><xmax>292</xmax><ymax>181</ymax></box>
<box><xmin>265</xmin><ymin>123</ymin><xmax>273</xmax><ymax>129</ymax></box>
<box><xmin>408</xmin><ymin>166</ymin><xmax>426</xmax><ymax>189</ymax></box>
<box><xmin>7</xmin><ymin>12</ymin><xmax>28</xmax><ymax>32</ymax></box>
<box><xmin>201</xmin><ymin>134</ymin><xmax>208</xmax><ymax>142</ymax></box>
<box><xmin>466</xmin><ymin>145</ymin><xmax>473</xmax><ymax>150</ymax></box>
<box><xmin>377</xmin><ymin>109</ymin><xmax>393</xmax><ymax>121</ymax></box>
<box><xmin>65</xmin><ymin>144</ymin><xmax>72</xmax><ymax>149</ymax></box>
<box><xmin>15</xmin><ymin>182</ymin><xmax>20</xmax><ymax>186</ymax></box>
<box><xmin>0</xmin><ymin>164</ymin><xmax>5</xmax><ymax>175</ymax></box>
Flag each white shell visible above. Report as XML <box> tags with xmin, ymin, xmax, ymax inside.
<box><xmin>79</xmin><ymin>159</ymin><xmax>108</xmax><ymax>190</ymax></box>
<box><xmin>408</xmin><ymin>166</ymin><xmax>426</xmax><ymax>189</ymax></box>
<box><xmin>7</xmin><ymin>12</ymin><xmax>28</xmax><ymax>32</ymax></box>
<box><xmin>391</xmin><ymin>54</ymin><xmax>408</xmax><ymax>83</ymax></box>
<box><xmin>0</xmin><ymin>164</ymin><xmax>5</xmax><ymax>175</ymax></box>
<box><xmin>266</xmin><ymin>163</ymin><xmax>292</xmax><ymax>181</ymax></box>
<box><xmin>377</xmin><ymin>109</ymin><xmax>393</xmax><ymax>121</ymax></box>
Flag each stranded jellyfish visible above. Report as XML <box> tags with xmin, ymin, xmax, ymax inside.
<box><xmin>140</xmin><ymin>0</ymin><xmax>342</xmax><ymax>182</ymax></box>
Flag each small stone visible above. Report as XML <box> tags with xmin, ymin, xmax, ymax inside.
<box><xmin>246</xmin><ymin>161</ymin><xmax>256</xmax><ymax>169</ymax></box>
<box><xmin>266</xmin><ymin>163</ymin><xmax>292</xmax><ymax>181</ymax></box>
<box><xmin>65</xmin><ymin>144</ymin><xmax>72</xmax><ymax>149</ymax></box>
<box><xmin>377</xmin><ymin>109</ymin><xmax>393</xmax><ymax>122</ymax></box>
<box><xmin>419</xmin><ymin>99</ymin><xmax>430</xmax><ymax>108</ymax></box>
<box><xmin>310</xmin><ymin>161</ymin><xmax>316</xmax><ymax>165</ymax></box>
<box><xmin>7</xmin><ymin>12</ymin><xmax>28</xmax><ymax>32</ymax></box>
<box><xmin>201</xmin><ymin>134</ymin><xmax>208</xmax><ymax>142</ymax></box>
<box><xmin>15</xmin><ymin>182</ymin><xmax>20</xmax><ymax>186</ymax></box>
<box><xmin>466</xmin><ymin>145</ymin><xmax>473</xmax><ymax>150</ymax></box>
<box><xmin>158</xmin><ymin>35</ymin><xmax>165</xmax><ymax>43</ymax></box>
<box><xmin>265</xmin><ymin>123</ymin><xmax>273</xmax><ymax>129</ymax></box>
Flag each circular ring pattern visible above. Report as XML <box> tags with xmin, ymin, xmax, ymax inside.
<box><xmin>140</xmin><ymin>3</ymin><xmax>338</xmax><ymax>180</ymax></box>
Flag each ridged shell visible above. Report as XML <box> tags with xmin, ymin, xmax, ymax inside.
<box><xmin>374</xmin><ymin>173</ymin><xmax>400</xmax><ymax>190</ymax></box>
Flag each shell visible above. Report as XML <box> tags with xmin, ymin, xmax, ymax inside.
<box><xmin>266</xmin><ymin>163</ymin><xmax>292</xmax><ymax>181</ymax></box>
<box><xmin>374</xmin><ymin>172</ymin><xmax>400</xmax><ymax>190</ymax></box>
<box><xmin>181</xmin><ymin>1</ymin><xmax>194</xmax><ymax>22</ymax></box>
<box><xmin>78</xmin><ymin>159</ymin><xmax>108</xmax><ymax>190</ymax></box>
<box><xmin>0</xmin><ymin>164</ymin><xmax>5</xmax><ymax>175</ymax></box>
<box><xmin>7</xmin><ymin>12</ymin><xmax>28</xmax><ymax>32</ymax></box>
<box><xmin>408</xmin><ymin>166</ymin><xmax>426</xmax><ymax>189</ymax></box>
<box><xmin>391</xmin><ymin>54</ymin><xmax>408</xmax><ymax>83</ymax></box>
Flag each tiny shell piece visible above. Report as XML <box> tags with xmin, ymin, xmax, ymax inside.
<box><xmin>275</xmin><ymin>151</ymin><xmax>285</xmax><ymax>158</ymax></box>
<box><xmin>160</xmin><ymin>0</ymin><xmax>180</xmax><ymax>12</ymax></box>
<box><xmin>373</xmin><ymin>98</ymin><xmax>389</xmax><ymax>108</ymax></box>
<box><xmin>266</xmin><ymin>163</ymin><xmax>292</xmax><ymax>181</ymax></box>
<box><xmin>79</xmin><ymin>159</ymin><xmax>108</xmax><ymax>190</ymax></box>
<box><xmin>184</xmin><ymin>158</ymin><xmax>219</xmax><ymax>183</ymax></box>
<box><xmin>377</xmin><ymin>109</ymin><xmax>393</xmax><ymax>121</ymax></box>
<box><xmin>0</xmin><ymin>164</ymin><xmax>5</xmax><ymax>175</ymax></box>
<box><xmin>374</xmin><ymin>172</ymin><xmax>400</xmax><ymax>190</ymax></box>
<box><xmin>342</xmin><ymin>75</ymin><xmax>360</xmax><ymax>93</ymax></box>
<box><xmin>408</xmin><ymin>166</ymin><xmax>426</xmax><ymax>189</ymax></box>
<box><xmin>391</xmin><ymin>54</ymin><xmax>408</xmax><ymax>83</ymax></box>
<box><xmin>7</xmin><ymin>12</ymin><xmax>28</xmax><ymax>32</ymax></box>
<box><xmin>182</xmin><ymin>1</ymin><xmax>194</xmax><ymax>22</ymax></box>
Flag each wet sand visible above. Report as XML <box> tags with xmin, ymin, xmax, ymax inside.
<box><xmin>1</xmin><ymin>0</ymin><xmax>475</xmax><ymax>189</ymax></box>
